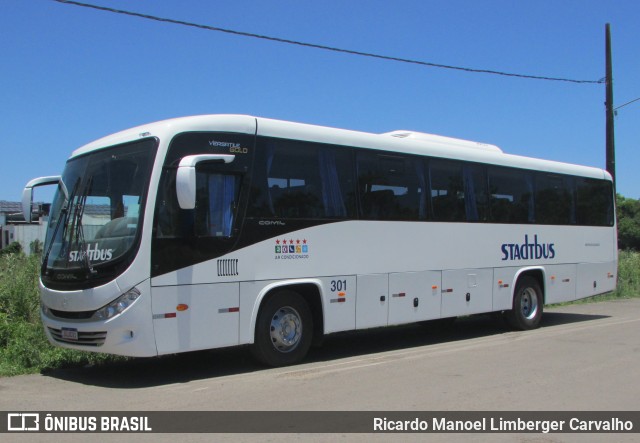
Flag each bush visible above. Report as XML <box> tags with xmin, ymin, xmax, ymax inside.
<box><xmin>0</xmin><ymin>250</ymin><xmax>123</xmax><ymax>377</ymax></box>
<box><xmin>0</xmin><ymin>252</ymin><xmax>40</xmax><ymax>323</ymax></box>
<box><xmin>0</xmin><ymin>241</ymin><xmax>22</xmax><ymax>256</ymax></box>
<box><xmin>614</xmin><ymin>250</ymin><xmax>640</xmax><ymax>299</ymax></box>
<box><xmin>617</xmin><ymin>195</ymin><xmax>640</xmax><ymax>251</ymax></box>
<box><xmin>30</xmin><ymin>239</ymin><xmax>43</xmax><ymax>255</ymax></box>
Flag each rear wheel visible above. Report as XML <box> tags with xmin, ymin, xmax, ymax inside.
<box><xmin>506</xmin><ymin>276</ymin><xmax>543</xmax><ymax>330</ymax></box>
<box><xmin>251</xmin><ymin>290</ymin><xmax>313</xmax><ymax>367</ymax></box>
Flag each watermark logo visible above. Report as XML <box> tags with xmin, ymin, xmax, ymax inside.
<box><xmin>7</xmin><ymin>413</ymin><xmax>40</xmax><ymax>431</ymax></box>
<box><xmin>4</xmin><ymin>413</ymin><xmax>151</xmax><ymax>433</ymax></box>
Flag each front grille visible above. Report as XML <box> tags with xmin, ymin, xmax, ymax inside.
<box><xmin>47</xmin><ymin>327</ymin><xmax>107</xmax><ymax>347</ymax></box>
<box><xmin>49</xmin><ymin>309</ymin><xmax>96</xmax><ymax>320</ymax></box>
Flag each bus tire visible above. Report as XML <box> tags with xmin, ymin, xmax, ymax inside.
<box><xmin>506</xmin><ymin>276</ymin><xmax>543</xmax><ymax>330</ymax></box>
<box><xmin>251</xmin><ymin>290</ymin><xmax>313</xmax><ymax>367</ymax></box>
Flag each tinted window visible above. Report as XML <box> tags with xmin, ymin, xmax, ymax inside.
<box><xmin>194</xmin><ymin>172</ymin><xmax>242</xmax><ymax>237</ymax></box>
<box><xmin>576</xmin><ymin>177</ymin><xmax>614</xmax><ymax>226</ymax></box>
<box><xmin>357</xmin><ymin>152</ymin><xmax>426</xmax><ymax>221</ymax></box>
<box><xmin>249</xmin><ymin>138</ymin><xmax>355</xmax><ymax>219</ymax></box>
<box><xmin>154</xmin><ymin>133</ymin><xmax>253</xmax><ymax>239</ymax></box>
<box><xmin>489</xmin><ymin>167</ymin><xmax>534</xmax><ymax>223</ymax></box>
<box><xmin>535</xmin><ymin>174</ymin><xmax>574</xmax><ymax>225</ymax></box>
<box><xmin>430</xmin><ymin>160</ymin><xmax>465</xmax><ymax>222</ymax></box>
<box><xmin>462</xmin><ymin>163</ymin><xmax>489</xmax><ymax>222</ymax></box>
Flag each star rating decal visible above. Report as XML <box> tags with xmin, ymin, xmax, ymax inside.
<box><xmin>274</xmin><ymin>238</ymin><xmax>310</xmax><ymax>258</ymax></box>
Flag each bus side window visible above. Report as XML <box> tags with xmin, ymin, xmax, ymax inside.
<box><xmin>357</xmin><ymin>152</ymin><xmax>425</xmax><ymax>221</ymax></box>
<box><xmin>488</xmin><ymin>167</ymin><xmax>534</xmax><ymax>224</ymax></box>
<box><xmin>249</xmin><ymin>139</ymin><xmax>354</xmax><ymax>219</ymax></box>
<box><xmin>462</xmin><ymin>163</ymin><xmax>489</xmax><ymax>222</ymax></box>
<box><xmin>576</xmin><ymin>177</ymin><xmax>614</xmax><ymax>226</ymax></box>
<box><xmin>430</xmin><ymin>160</ymin><xmax>466</xmax><ymax>222</ymax></box>
<box><xmin>535</xmin><ymin>174</ymin><xmax>574</xmax><ymax>225</ymax></box>
<box><xmin>194</xmin><ymin>171</ymin><xmax>241</xmax><ymax>237</ymax></box>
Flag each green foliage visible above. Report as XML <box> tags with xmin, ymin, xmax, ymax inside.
<box><xmin>575</xmin><ymin>250</ymin><xmax>640</xmax><ymax>304</ymax></box>
<box><xmin>614</xmin><ymin>250</ymin><xmax>640</xmax><ymax>299</ymax></box>
<box><xmin>0</xmin><ymin>251</ymin><xmax>123</xmax><ymax>377</ymax></box>
<box><xmin>0</xmin><ymin>251</ymin><xmax>40</xmax><ymax>323</ymax></box>
<box><xmin>617</xmin><ymin>194</ymin><xmax>640</xmax><ymax>251</ymax></box>
<box><xmin>30</xmin><ymin>239</ymin><xmax>43</xmax><ymax>255</ymax></box>
<box><xmin>0</xmin><ymin>241</ymin><xmax>22</xmax><ymax>256</ymax></box>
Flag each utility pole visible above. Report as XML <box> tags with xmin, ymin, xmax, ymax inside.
<box><xmin>605</xmin><ymin>23</ymin><xmax>616</xmax><ymax>192</ymax></box>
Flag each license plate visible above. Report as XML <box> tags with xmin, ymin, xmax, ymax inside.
<box><xmin>61</xmin><ymin>328</ymin><xmax>78</xmax><ymax>341</ymax></box>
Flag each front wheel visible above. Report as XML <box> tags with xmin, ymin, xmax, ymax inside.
<box><xmin>251</xmin><ymin>290</ymin><xmax>313</xmax><ymax>367</ymax></box>
<box><xmin>506</xmin><ymin>276</ymin><xmax>543</xmax><ymax>330</ymax></box>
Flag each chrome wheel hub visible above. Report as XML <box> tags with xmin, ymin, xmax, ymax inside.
<box><xmin>520</xmin><ymin>288</ymin><xmax>539</xmax><ymax>320</ymax></box>
<box><xmin>269</xmin><ymin>306</ymin><xmax>302</xmax><ymax>353</ymax></box>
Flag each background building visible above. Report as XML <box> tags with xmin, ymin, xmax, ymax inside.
<box><xmin>0</xmin><ymin>201</ymin><xmax>49</xmax><ymax>255</ymax></box>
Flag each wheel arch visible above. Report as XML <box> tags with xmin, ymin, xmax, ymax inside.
<box><xmin>249</xmin><ymin>279</ymin><xmax>324</xmax><ymax>345</ymax></box>
<box><xmin>511</xmin><ymin>266</ymin><xmax>546</xmax><ymax>306</ymax></box>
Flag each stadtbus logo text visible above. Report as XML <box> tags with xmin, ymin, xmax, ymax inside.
<box><xmin>68</xmin><ymin>243</ymin><xmax>113</xmax><ymax>263</ymax></box>
<box><xmin>501</xmin><ymin>234</ymin><xmax>555</xmax><ymax>261</ymax></box>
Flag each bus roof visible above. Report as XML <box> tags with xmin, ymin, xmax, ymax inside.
<box><xmin>72</xmin><ymin>114</ymin><xmax>610</xmax><ymax>181</ymax></box>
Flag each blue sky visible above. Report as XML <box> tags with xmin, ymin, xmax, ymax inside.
<box><xmin>2</xmin><ymin>0</ymin><xmax>639</xmax><ymax>203</ymax></box>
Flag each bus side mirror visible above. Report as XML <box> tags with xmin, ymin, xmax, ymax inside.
<box><xmin>176</xmin><ymin>154</ymin><xmax>235</xmax><ymax>210</ymax></box>
<box><xmin>22</xmin><ymin>176</ymin><xmax>65</xmax><ymax>223</ymax></box>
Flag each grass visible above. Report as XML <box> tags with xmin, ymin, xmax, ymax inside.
<box><xmin>0</xmin><ymin>252</ymin><xmax>122</xmax><ymax>377</ymax></box>
<box><xmin>617</xmin><ymin>250</ymin><xmax>640</xmax><ymax>298</ymax></box>
<box><xmin>570</xmin><ymin>249</ymin><xmax>640</xmax><ymax>304</ymax></box>
<box><xmin>0</xmin><ymin>249</ymin><xmax>638</xmax><ymax>377</ymax></box>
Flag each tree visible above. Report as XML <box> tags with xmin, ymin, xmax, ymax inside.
<box><xmin>617</xmin><ymin>194</ymin><xmax>640</xmax><ymax>251</ymax></box>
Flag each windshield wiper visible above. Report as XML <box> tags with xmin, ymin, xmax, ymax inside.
<box><xmin>41</xmin><ymin>179</ymin><xmax>80</xmax><ymax>275</ymax></box>
<box><xmin>70</xmin><ymin>177</ymin><xmax>97</xmax><ymax>277</ymax></box>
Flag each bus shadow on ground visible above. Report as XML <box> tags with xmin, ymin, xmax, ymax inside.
<box><xmin>44</xmin><ymin>310</ymin><xmax>608</xmax><ymax>389</ymax></box>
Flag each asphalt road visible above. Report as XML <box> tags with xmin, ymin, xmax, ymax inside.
<box><xmin>2</xmin><ymin>298</ymin><xmax>640</xmax><ymax>442</ymax></box>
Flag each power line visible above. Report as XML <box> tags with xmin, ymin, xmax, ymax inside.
<box><xmin>54</xmin><ymin>0</ymin><xmax>604</xmax><ymax>85</ymax></box>
<box><xmin>614</xmin><ymin>97</ymin><xmax>640</xmax><ymax>111</ymax></box>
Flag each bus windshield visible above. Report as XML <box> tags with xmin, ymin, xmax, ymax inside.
<box><xmin>42</xmin><ymin>139</ymin><xmax>157</xmax><ymax>284</ymax></box>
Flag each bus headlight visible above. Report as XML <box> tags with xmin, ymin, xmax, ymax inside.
<box><xmin>93</xmin><ymin>288</ymin><xmax>141</xmax><ymax>320</ymax></box>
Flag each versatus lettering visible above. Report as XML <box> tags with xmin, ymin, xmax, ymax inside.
<box><xmin>208</xmin><ymin>140</ymin><xmax>240</xmax><ymax>148</ymax></box>
<box><xmin>208</xmin><ymin>140</ymin><xmax>248</xmax><ymax>153</ymax></box>
<box><xmin>501</xmin><ymin>234</ymin><xmax>555</xmax><ymax>261</ymax></box>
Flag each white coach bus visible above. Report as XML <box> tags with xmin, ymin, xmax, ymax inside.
<box><xmin>23</xmin><ymin>115</ymin><xmax>617</xmax><ymax>366</ymax></box>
